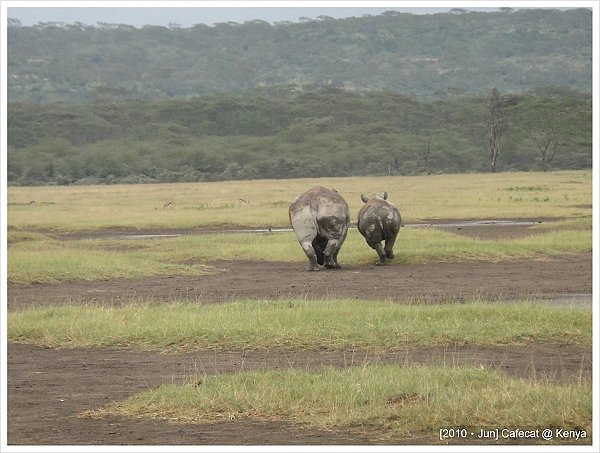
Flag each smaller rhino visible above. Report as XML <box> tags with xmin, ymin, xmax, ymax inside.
<box><xmin>357</xmin><ymin>192</ymin><xmax>401</xmax><ymax>265</ymax></box>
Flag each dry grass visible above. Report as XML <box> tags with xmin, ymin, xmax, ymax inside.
<box><xmin>7</xmin><ymin>171</ymin><xmax>592</xmax><ymax>231</ymax></box>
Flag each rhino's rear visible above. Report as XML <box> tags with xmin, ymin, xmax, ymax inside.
<box><xmin>358</xmin><ymin>200</ymin><xmax>401</xmax><ymax>243</ymax></box>
<box><xmin>290</xmin><ymin>186</ymin><xmax>349</xmax><ymax>239</ymax></box>
<box><xmin>289</xmin><ymin>186</ymin><xmax>350</xmax><ymax>270</ymax></box>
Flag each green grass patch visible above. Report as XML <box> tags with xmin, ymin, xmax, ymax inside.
<box><xmin>85</xmin><ymin>365</ymin><xmax>592</xmax><ymax>438</ymax></box>
<box><xmin>7</xmin><ymin>238</ymin><xmax>217</xmax><ymax>284</ymax></box>
<box><xmin>532</xmin><ymin>216</ymin><xmax>592</xmax><ymax>231</ymax></box>
<box><xmin>8</xmin><ymin>227</ymin><xmax>591</xmax><ymax>284</ymax></box>
<box><xmin>6</xmin><ymin>229</ymin><xmax>52</xmax><ymax>243</ymax></box>
<box><xmin>156</xmin><ymin>228</ymin><xmax>591</xmax><ymax>264</ymax></box>
<box><xmin>387</xmin><ymin>228</ymin><xmax>590</xmax><ymax>264</ymax></box>
<box><xmin>8</xmin><ymin>301</ymin><xmax>591</xmax><ymax>351</ymax></box>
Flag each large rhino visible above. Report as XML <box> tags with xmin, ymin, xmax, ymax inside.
<box><xmin>357</xmin><ymin>192</ymin><xmax>401</xmax><ymax>265</ymax></box>
<box><xmin>289</xmin><ymin>186</ymin><xmax>350</xmax><ymax>271</ymax></box>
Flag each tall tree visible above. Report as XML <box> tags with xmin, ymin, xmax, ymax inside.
<box><xmin>485</xmin><ymin>87</ymin><xmax>506</xmax><ymax>173</ymax></box>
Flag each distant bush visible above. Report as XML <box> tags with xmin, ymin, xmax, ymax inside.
<box><xmin>7</xmin><ymin>87</ymin><xmax>591</xmax><ymax>185</ymax></box>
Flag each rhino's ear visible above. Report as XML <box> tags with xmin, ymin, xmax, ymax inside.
<box><xmin>360</xmin><ymin>194</ymin><xmax>368</xmax><ymax>203</ymax></box>
<box><xmin>383</xmin><ymin>192</ymin><xmax>388</xmax><ymax>200</ymax></box>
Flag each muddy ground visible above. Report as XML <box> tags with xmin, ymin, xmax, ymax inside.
<box><xmin>7</xmin><ymin>254</ymin><xmax>592</xmax><ymax>310</ymax></box>
<box><xmin>6</xmin><ymin>221</ymin><xmax>594</xmax><ymax>446</ymax></box>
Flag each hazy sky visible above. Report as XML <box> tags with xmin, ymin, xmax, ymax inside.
<box><xmin>7</xmin><ymin>5</ymin><xmax>502</xmax><ymax>28</ymax></box>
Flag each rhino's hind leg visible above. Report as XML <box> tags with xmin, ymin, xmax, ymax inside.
<box><xmin>384</xmin><ymin>235</ymin><xmax>397</xmax><ymax>260</ymax></box>
<box><xmin>300</xmin><ymin>241</ymin><xmax>322</xmax><ymax>271</ymax></box>
<box><xmin>332</xmin><ymin>248</ymin><xmax>342</xmax><ymax>269</ymax></box>
<box><xmin>312</xmin><ymin>236</ymin><xmax>327</xmax><ymax>266</ymax></box>
<box><xmin>324</xmin><ymin>239</ymin><xmax>342</xmax><ymax>269</ymax></box>
<box><xmin>373</xmin><ymin>242</ymin><xmax>387</xmax><ymax>265</ymax></box>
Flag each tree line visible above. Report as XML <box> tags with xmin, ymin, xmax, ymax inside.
<box><xmin>7</xmin><ymin>8</ymin><xmax>592</xmax><ymax>102</ymax></box>
<box><xmin>7</xmin><ymin>86</ymin><xmax>591</xmax><ymax>185</ymax></box>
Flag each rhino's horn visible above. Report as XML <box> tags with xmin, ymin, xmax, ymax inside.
<box><xmin>383</xmin><ymin>191</ymin><xmax>388</xmax><ymax>200</ymax></box>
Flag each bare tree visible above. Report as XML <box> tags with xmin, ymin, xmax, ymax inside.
<box><xmin>526</xmin><ymin>115</ymin><xmax>563</xmax><ymax>171</ymax></box>
<box><xmin>419</xmin><ymin>136</ymin><xmax>432</xmax><ymax>175</ymax></box>
<box><xmin>485</xmin><ymin>87</ymin><xmax>506</xmax><ymax>173</ymax></box>
<box><xmin>389</xmin><ymin>149</ymin><xmax>402</xmax><ymax>175</ymax></box>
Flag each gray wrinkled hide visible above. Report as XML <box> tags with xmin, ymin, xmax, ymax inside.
<box><xmin>289</xmin><ymin>186</ymin><xmax>350</xmax><ymax>271</ymax></box>
<box><xmin>357</xmin><ymin>193</ymin><xmax>401</xmax><ymax>265</ymax></box>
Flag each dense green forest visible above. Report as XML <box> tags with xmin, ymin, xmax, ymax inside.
<box><xmin>8</xmin><ymin>8</ymin><xmax>592</xmax><ymax>102</ymax></box>
<box><xmin>7</xmin><ymin>86</ymin><xmax>591</xmax><ymax>185</ymax></box>
<box><xmin>6</xmin><ymin>8</ymin><xmax>592</xmax><ymax>185</ymax></box>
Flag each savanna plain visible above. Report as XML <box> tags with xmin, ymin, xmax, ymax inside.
<box><xmin>6</xmin><ymin>170</ymin><xmax>594</xmax><ymax>446</ymax></box>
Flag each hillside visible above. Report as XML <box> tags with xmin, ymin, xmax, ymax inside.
<box><xmin>7</xmin><ymin>8</ymin><xmax>592</xmax><ymax>102</ymax></box>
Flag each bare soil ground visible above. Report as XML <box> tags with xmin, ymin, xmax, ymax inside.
<box><xmin>6</xmin><ymin>221</ymin><xmax>593</xmax><ymax>446</ymax></box>
<box><xmin>7</xmin><ymin>342</ymin><xmax>591</xmax><ymax>446</ymax></box>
